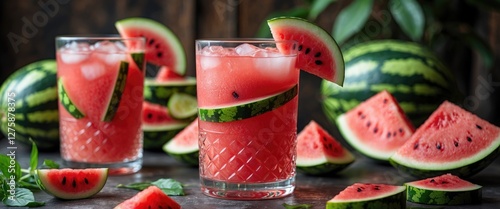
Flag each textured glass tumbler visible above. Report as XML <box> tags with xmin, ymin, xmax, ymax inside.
<box><xmin>56</xmin><ymin>36</ymin><xmax>145</xmax><ymax>175</ymax></box>
<box><xmin>196</xmin><ymin>39</ymin><xmax>299</xmax><ymax>199</ymax></box>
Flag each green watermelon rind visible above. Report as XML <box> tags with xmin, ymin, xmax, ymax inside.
<box><xmin>336</xmin><ymin>114</ymin><xmax>398</xmax><ymax>161</ymax></box>
<box><xmin>198</xmin><ymin>84</ymin><xmax>298</xmax><ymax>123</ymax></box>
<box><xmin>163</xmin><ymin>133</ymin><xmax>199</xmax><ymax>166</ymax></box>
<box><xmin>296</xmin><ymin>161</ymin><xmax>353</xmax><ymax>176</ymax></box>
<box><xmin>267</xmin><ymin>16</ymin><xmax>345</xmax><ymax>86</ymax></box>
<box><xmin>320</xmin><ymin>39</ymin><xmax>463</xmax><ymax>126</ymax></box>
<box><xmin>58</xmin><ymin>77</ymin><xmax>85</xmax><ymax>119</ymax></box>
<box><xmin>0</xmin><ymin>60</ymin><xmax>59</xmax><ymax>150</ymax></box>
<box><xmin>326</xmin><ymin>186</ymin><xmax>406</xmax><ymax>209</ymax></box>
<box><xmin>405</xmin><ymin>183</ymin><xmax>482</xmax><ymax>205</ymax></box>
<box><xmin>389</xmin><ymin>145</ymin><xmax>500</xmax><ymax>178</ymax></box>
<box><xmin>142</xmin><ymin>122</ymin><xmax>189</xmax><ymax>150</ymax></box>
<box><xmin>101</xmin><ymin>61</ymin><xmax>129</xmax><ymax>122</ymax></box>
<box><xmin>35</xmin><ymin>168</ymin><xmax>108</xmax><ymax>200</ymax></box>
<box><xmin>144</xmin><ymin>77</ymin><xmax>197</xmax><ymax>107</ymax></box>
<box><xmin>115</xmin><ymin>17</ymin><xmax>186</xmax><ymax>76</ymax></box>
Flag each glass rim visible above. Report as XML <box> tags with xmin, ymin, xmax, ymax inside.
<box><xmin>56</xmin><ymin>35</ymin><xmax>145</xmax><ymax>41</ymax></box>
<box><xmin>195</xmin><ymin>38</ymin><xmax>296</xmax><ymax>44</ymax></box>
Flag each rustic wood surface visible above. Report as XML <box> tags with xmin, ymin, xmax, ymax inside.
<box><xmin>2</xmin><ymin>139</ymin><xmax>500</xmax><ymax>209</ymax></box>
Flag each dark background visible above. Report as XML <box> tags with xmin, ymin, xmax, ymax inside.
<box><xmin>1</xmin><ymin>0</ymin><xmax>500</xmax><ymax>138</ymax></box>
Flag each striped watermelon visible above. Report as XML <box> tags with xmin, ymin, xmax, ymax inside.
<box><xmin>0</xmin><ymin>60</ymin><xmax>59</xmax><ymax>150</ymax></box>
<box><xmin>321</xmin><ymin>40</ymin><xmax>462</xmax><ymax>126</ymax></box>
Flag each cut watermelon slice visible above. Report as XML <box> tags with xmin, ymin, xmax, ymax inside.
<box><xmin>156</xmin><ymin>66</ymin><xmax>184</xmax><ymax>81</ymax></box>
<box><xmin>390</xmin><ymin>101</ymin><xmax>500</xmax><ymax>178</ymax></box>
<box><xmin>296</xmin><ymin>120</ymin><xmax>355</xmax><ymax>175</ymax></box>
<box><xmin>327</xmin><ymin>183</ymin><xmax>406</xmax><ymax>209</ymax></box>
<box><xmin>36</xmin><ymin>168</ymin><xmax>108</xmax><ymax>200</ymax></box>
<box><xmin>268</xmin><ymin>17</ymin><xmax>344</xmax><ymax>85</ymax></box>
<box><xmin>115</xmin><ymin>17</ymin><xmax>186</xmax><ymax>76</ymax></box>
<box><xmin>114</xmin><ymin>186</ymin><xmax>181</xmax><ymax>209</ymax></box>
<box><xmin>405</xmin><ymin>173</ymin><xmax>482</xmax><ymax>205</ymax></box>
<box><xmin>163</xmin><ymin>119</ymin><xmax>199</xmax><ymax>166</ymax></box>
<box><xmin>336</xmin><ymin>90</ymin><xmax>415</xmax><ymax>161</ymax></box>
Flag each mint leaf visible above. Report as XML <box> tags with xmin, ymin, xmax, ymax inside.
<box><xmin>42</xmin><ymin>159</ymin><xmax>60</xmax><ymax>169</ymax></box>
<box><xmin>117</xmin><ymin>178</ymin><xmax>185</xmax><ymax>196</ymax></box>
<box><xmin>283</xmin><ymin>203</ymin><xmax>313</xmax><ymax>209</ymax></box>
<box><xmin>2</xmin><ymin>188</ymin><xmax>44</xmax><ymax>207</ymax></box>
<box><xmin>151</xmin><ymin>179</ymin><xmax>184</xmax><ymax>196</ymax></box>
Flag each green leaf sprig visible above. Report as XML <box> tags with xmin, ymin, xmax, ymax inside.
<box><xmin>0</xmin><ymin>139</ymin><xmax>59</xmax><ymax>207</ymax></box>
<box><xmin>117</xmin><ymin>178</ymin><xmax>185</xmax><ymax>196</ymax></box>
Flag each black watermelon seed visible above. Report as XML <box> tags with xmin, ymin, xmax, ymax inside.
<box><xmin>84</xmin><ymin>178</ymin><xmax>89</xmax><ymax>184</ymax></box>
<box><xmin>147</xmin><ymin>113</ymin><xmax>153</xmax><ymax>119</ymax></box>
<box><xmin>430</xmin><ymin>179</ymin><xmax>435</xmax><ymax>183</ymax></box>
<box><xmin>441</xmin><ymin>181</ymin><xmax>449</xmax><ymax>184</ymax></box>
<box><xmin>373</xmin><ymin>127</ymin><xmax>378</xmax><ymax>133</ymax></box>
<box><xmin>383</xmin><ymin>98</ymin><xmax>388</xmax><ymax>103</ymax></box>
<box><xmin>476</xmin><ymin>124</ymin><xmax>483</xmax><ymax>130</ymax></box>
<box><xmin>72</xmin><ymin>179</ymin><xmax>77</xmax><ymax>188</ymax></box>
<box><xmin>386</xmin><ymin>132</ymin><xmax>391</xmax><ymax>138</ymax></box>
<box><xmin>292</xmin><ymin>43</ymin><xmax>297</xmax><ymax>50</ymax></box>
<box><xmin>357</xmin><ymin>187</ymin><xmax>363</xmax><ymax>192</ymax></box>
<box><xmin>148</xmin><ymin>39</ymin><xmax>155</xmax><ymax>46</ymax></box>
<box><xmin>360</xmin><ymin>114</ymin><xmax>366</xmax><ymax>119</ymax></box>
<box><xmin>467</xmin><ymin>136</ymin><xmax>472</xmax><ymax>142</ymax></box>
<box><xmin>399</xmin><ymin>128</ymin><xmax>403</xmax><ymax>134</ymax></box>
<box><xmin>314</xmin><ymin>52</ymin><xmax>321</xmax><ymax>57</ymax></box>
<box><xmin>232</xmin><ymin>91</ymin><xmax>239</xmax><ymax>99</ymax></box>
<box><xmin>155</xmin><ymin>43</ymin><xmax>160</xmax><ymax>49</ymax></box>
<box><xmin>157</xmin><ymin>52</ymin><xmax>163</xmax><ymax>58</ymax></box>
<box><xmin>436</xmin><ymin>142</ymin><xmax>442</xmax><ymax>150</ymax></box>
<box><xmin>62</xmin><ymin>177</ymin><xmax>66</xmax><ymax>185</ymax></box>
<box><xmin>366</xmin><ymin>121</ymin><xmax>371</xmax><ymax>127</ymax></box>
<box><xmin>413</xmin><ymin>143</ymin><xmax>419</xmax><ymax>150</ymax></box>
<box><xmin>323</xmin><ymin>136</ymin><xmax>328</xmax><ymax>142</ymax></box>
<box><xmin>454</xmin><ymin>139</ymin><xmax>459</xmax><ymax>147</ymax></box>
<box><xmin>315</xmin><ymin>60</ymin><xmax>323</xmax><ymax>65</ymax></box>
<box><xmin>298</xmin><ymin>45</ymin><xmax>303</xmax><ymax>51</ymax></box>
<box><xmin>305</xmin><ymin>48</ymin><xmax>311</xmax><ymax>54</ymax></box>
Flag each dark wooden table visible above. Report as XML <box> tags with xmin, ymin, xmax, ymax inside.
<box><xmin>2</xmin><ymin>139</ymin><xmax>500</xmax><ymax>209</ymax></box>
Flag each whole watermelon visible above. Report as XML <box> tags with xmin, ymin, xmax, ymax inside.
<box><xmin>0</xmin><ymin>60</ymin><xmax>59</xmax><ymax>151</ymax></box>
<box><xmin>321</xmin><ymin>39</ymin><xmax>462</xmax><ymax>127</ymax></box>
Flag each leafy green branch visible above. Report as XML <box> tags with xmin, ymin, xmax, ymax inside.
<box><xmin>257</xmin><ymin>0</ymin><xmax>498</xmax><ymax>69</ymax></box>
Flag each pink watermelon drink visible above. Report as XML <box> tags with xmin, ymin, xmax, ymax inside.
<box><xmin>56</xmin><ymin>37</ymin><xmax>145</xmax><ymax>175</ymax></box>
<box><xmin>196</xmin><ymin>40</ymin><xmax>299</xmax><ymax>199</ymax></box>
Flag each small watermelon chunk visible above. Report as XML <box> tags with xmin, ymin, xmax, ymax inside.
<box><xmin>405</xmin><ymin>173</ymin><xmax>482</xmax><ymax>205</ymax></box>
<box><xmin>390</xmin><ymin>101</ymin><xmax>500</xmax><ymax>178</ymax></box>
<box><xmin>296</xmin><ymin>120</ymin><xmax>354</xmax><ymax>175</ymax></box>
<box><xmin>337</xmin><ymin>90</ymin><xmax>415</xmax><ymax>161</ymax></box>
<box><xmin>327</xmin><ymin>183</ymin><xmax>406</xmax><ymax>209</ymax></box>
<box><xmin>156</xmin><ymin>66</ymin><xmax>184</xmax><ymax>81</ymax></box>
<box><xmin>114</xmin><ymin>186</ymin><xmax>181</xmax><ymax>209</ymax></box>
<box><xmin>142</xmin><ymin>101</ymin><xmax>174</xmax><ymax>124</ymax></box>
<box><xmin>36</xmin><ymin>168</ymin><xmax>108</xmax><ymax>200</ymax></box>
<box><xmin>267</xmin><ymin>17</ymin><xmax>344</xmax><ymax>85</ymax></box>
<box><xmin>163</xmin><ymin>119</ymin><xmax>199</xmax><ymax>166</ymax></box>
<box><xmin>115</xmin><ymin>17</ymin><xmax>186</xmax><ymax>76</ymax></box>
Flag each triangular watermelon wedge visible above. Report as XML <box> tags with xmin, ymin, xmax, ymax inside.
<box><xmin>268</xmin><ymin>17</ymin><xmax>344</xmax><ymax>86</ymax></box>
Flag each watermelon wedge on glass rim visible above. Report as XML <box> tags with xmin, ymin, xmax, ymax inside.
<box><xmin>268</xmin><ymin>16</ymin><xmax>344</xmax><ymax>85</ymax></box>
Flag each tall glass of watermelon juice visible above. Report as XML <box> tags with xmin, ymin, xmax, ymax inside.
<box><xmin>196</xmin><ymin>39</ymin><xmax>299</xmax><ymax>199</ymax></box>
<box><xmin>56</xmin><ymin>36</ymin><xmax>145</xmax><ymax>175</ymax></box>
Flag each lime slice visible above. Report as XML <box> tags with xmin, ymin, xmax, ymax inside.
<box><xmin>198</xmin><ymin>84</ymin><xmax>298</xmax><ymax>123</ymax></box>
<box><xmin>167</xmin><ymin>92</ymin><xmax>198</xmax><ymax>120</ymax></box>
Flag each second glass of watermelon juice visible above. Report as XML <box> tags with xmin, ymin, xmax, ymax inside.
<box><xmin>196</xmin><ymin>39</ymin><xmax>299</xmax><ymax>199</ymax></box>
<box><xmin>56</xmin><ymin>36</ymin><xmax>145</xmax><ymax>175</ymax></box>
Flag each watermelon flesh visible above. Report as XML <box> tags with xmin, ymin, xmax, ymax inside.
<box><xmin>296</xmin><ymin>120</ymin><xmax>354</xmax><ymax>175</ymax></box>
<box><xmin>114</xmin><ymin>186</ymin><xmax>181</xmax><ymax>209</ymax></box>
<box><xmin>115</xmin><ymin>17</ymin><xmax>186</xmax><ymax>76</ymax></box>
<box><xmin>390</xmin><ymin>101</ymin><xmax>500</xmax><ymax>178</ymax></box>
<box><xmin>268</xmin><ymin>17</ymin><xmax>344</xmax><ymax>85</ymax></box>
<box><xmin>163</xmin><ymin>119</ymin><xmax>199</xmax><ymax>166</ymax></box>
<box><xmin>337</xmin><ymin>90</ymin><xmax>415</xmax><ymax>161</ymax></box>
<box><xmin>327</xmin><ymin>183</ymin><xmax>406</xmax><ymax>209</ymax></box>
<box><xmin>36</xmin><ymin>168</ymin><xmax>108</xmax><ymax>200</ymax></box>
<box><xmin>406</xmin><ymin>173</ymin><xmax>481</xmax><ymax>191</ymax></box>
<box><xmin>156</xmin><ymin>66</ymin><xmax>184</xmax><ymax>81</ymax></box>
<box><xmin>142</xmin><ymin>101</ymin><xmax>174</xmax><ymax>124</ymax></box>
<box><xmin>405</xmin><ymin>173</ymin><xmax>482</xmax><ymax>205</ymax></box>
